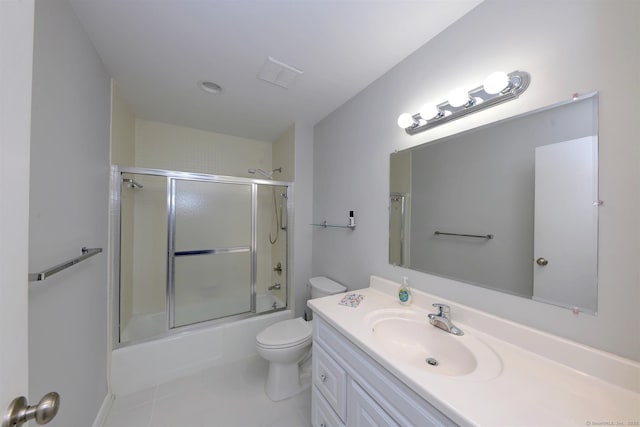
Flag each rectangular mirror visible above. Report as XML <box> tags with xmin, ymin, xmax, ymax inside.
<box><xmin>390</xmin><ymin>93</ymin><xmax>599</xmax><ymax>314</ymax></box>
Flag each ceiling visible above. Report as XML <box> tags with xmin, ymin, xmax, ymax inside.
<box><xmin>70</xmin><ymin>0</ymin><xmax>482</xmax><ymax>142</ymax></box>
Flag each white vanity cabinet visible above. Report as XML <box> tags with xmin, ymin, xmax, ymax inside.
<box><xmin>311</xmin><ymin>316</ymin><xmax>456</xmax><ymax>427</ymax></box>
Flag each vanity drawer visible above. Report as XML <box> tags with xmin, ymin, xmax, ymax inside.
<box><xmin>312</xmin><ymin>385</ymin><xmax>345</xmax><ymax>427</ymax></box>
<box><xmin>313</xmin><ymin>344</ymin><xmax>347</xmax><ymax>421</ymax></box>
<box><xmin>347</xmin><ymin>379</ymin><xmax>399</xmax><ymax>427</ymax></box>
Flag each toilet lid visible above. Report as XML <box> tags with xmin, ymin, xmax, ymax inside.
<box><xmin>256</xmin><ymin>318</ymin><xmax>312</xmax><ymax>348</ymax></box>
<box><xmin>309</xmin><ymin>276</ymin><xmax>346</xmax><ymax>294</ymax></box>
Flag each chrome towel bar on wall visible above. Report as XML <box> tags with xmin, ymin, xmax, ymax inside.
<box><xmin>434</xmin><ymin>231</ymin><xmax>494</xmax><ymax>240</ymax></box>
<box><xmin>28</xmin><ymin>247</ymin><xmax>103</xmax><ymax>282</ymax></box>
<box><xmin>310</xmin><ymin>221</ymin><xmax>356</xmax><ymax>230</ymax></box>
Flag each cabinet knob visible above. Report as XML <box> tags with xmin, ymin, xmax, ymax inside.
<box><xmin>320</xmin><ymin>373</ymin><xmax>327</xmax><ymax>382</ymax></box>
<box><xmin>319</xmin><ymin>423</ymin><xmax>326</xmax><ymax>427</ymax></box>
<box><xmin>536</xmin><ymin>257</ymin><xmax>549</xmax><ymax>266</ymax></box>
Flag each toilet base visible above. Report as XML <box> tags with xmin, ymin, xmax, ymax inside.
<box><xmin>265</xmin><ymin>361</ymin><xmax>311</xmax><ymax>401</ymax></box>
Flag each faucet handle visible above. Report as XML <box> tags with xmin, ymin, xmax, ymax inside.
<box><xmin>432</xmin><ymin>303</ymin><xmax>450</xmax><ymax>317</ymax></box>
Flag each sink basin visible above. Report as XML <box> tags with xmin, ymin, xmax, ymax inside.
<box><xmin>365</xmin><ymin>309</ymin><xmax>502</xmax><ymax>380</ymax></box>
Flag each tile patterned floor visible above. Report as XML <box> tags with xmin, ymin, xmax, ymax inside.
<box><xmin>103</xmin><ymin>356</ymin><xmax>311</xmax><ymax>427</ymax></box>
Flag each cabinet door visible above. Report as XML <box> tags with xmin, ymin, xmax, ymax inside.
<box><xmin>313</xmin><ymin>345</ymin><xmax>347</xmax><ymax>421</ymax></box>
<box><xmin>312</xmin><ymin>386</ymin><xmax>345</xmax><ymax>427</ymax></box>
<box><xmin>347</xmin><ymin>379</ymin><xmax>399</xmax><ymax>427</ymax></box>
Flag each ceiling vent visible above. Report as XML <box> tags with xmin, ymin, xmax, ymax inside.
<box><xmin>257</xmin><ymin>56</ymin><xmax>303</xmax><ymax>89</ymax></box>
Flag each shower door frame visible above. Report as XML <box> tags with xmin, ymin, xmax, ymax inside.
<box><xmin>110</xmin><ymin>165</ymin><xmax>292</xmax><ymax>348</ymax></box>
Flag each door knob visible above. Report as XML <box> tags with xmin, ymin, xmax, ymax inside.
<box><xmin>3</xmin><ymin>392</ymin><xmax>59</xmax><ymax>427</ymax></box>
<box><xmin>536</xmin><ymin>257</ymin><xmax>549</xmax><ymax>266</ymax></box>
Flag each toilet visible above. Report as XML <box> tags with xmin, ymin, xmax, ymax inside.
<box><xmin>256</xmin><ymin>276</ymin><xmax>347</xmax><ymax>401</ymax></box>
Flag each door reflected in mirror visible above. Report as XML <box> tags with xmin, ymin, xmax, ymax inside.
<box><xmin>389</xmin><ymin>93</ymin><xmax>599</xmax><ymax>314</ymax></box>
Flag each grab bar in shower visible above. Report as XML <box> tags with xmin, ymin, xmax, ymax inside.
<box><xmin>434</xmin><ymin>231</ymin><xmax>494</xmax><ymax>240</ymax></box>
<box><xmin>28</xmin><ymin>247</ymin><xmax>103</xmax><ymax>282</ymax></box>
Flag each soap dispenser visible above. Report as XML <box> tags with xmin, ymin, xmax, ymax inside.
<box><xmin>398</xmin><ymin>276</ymin><xmax>412</xmax><ymax>306</ymax></box>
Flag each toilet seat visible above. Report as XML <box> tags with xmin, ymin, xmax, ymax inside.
<box><xmin>256</xmin><ymin>318</ymin><xmax>312</xmax><ymax>349</ymax></box>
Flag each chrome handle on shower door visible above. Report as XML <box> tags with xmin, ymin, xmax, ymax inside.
<box><xmin>279</xmin><ymin>192</ymin><xmax>287</xmax><ymax>231</ymax></box>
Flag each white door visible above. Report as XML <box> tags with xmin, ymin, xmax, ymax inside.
<box><xmin>0</xmin><ymin>0</ymin><xmax>34</xmax><ymax>420</ymax></box>
<box><xmin>533</xmin><ymin>136</ymin><xmax>598</xmax><ymax>312</ymax></box>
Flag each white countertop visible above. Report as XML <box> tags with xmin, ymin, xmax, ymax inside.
<box><xmin>308</xmin><ymin>276</ymin><xmax>640</xmax><ymax>427</ymax></box>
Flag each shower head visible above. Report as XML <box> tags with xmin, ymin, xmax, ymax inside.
<box><xmin>123</xmin><ymin>178</ymin><xmax>143</xmax><ymax>189</ymax></box>
<box><xmin>247</xmin><ymin>167</ymin><xmax>282</xmax><ymax>180</ymax></box>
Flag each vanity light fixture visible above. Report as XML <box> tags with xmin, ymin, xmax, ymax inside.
<box><xmin>448</xmin><ymin>87</ymin><xmax>474</xmax><ymax>108</ymax></box>
<box><xmin>419</xmin><ymin>103</ymin><xmax>444</xmax><ymax>121</ymax></box>
<box><xmin>483</xmin><ymin>71</ymin><xmax>510</xmax><ymax>95</ymax></box>
<box><xmin>397</xmin><ymin>113</ymin><xmax>418</xmax><ymax>129</ymax></box>
<box><xmin>397</xmin><ymin>70</ymin><xmax>530</xmax><ymax>135</ymax></box>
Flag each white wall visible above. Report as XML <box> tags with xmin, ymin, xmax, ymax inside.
<box><xmin>292</xmin><ymin>123</ymin><xmax>315</xmax><ymax>318</ymax></box>
<box><xmin>0</xmin><ymin>0</ymin><xmax>34</xmax><ymax>408</ymax></box>
<box><xmin>313</xmin><ymin>0</ymin><xmax>640</xmax><ymax>361</ymax></box>
<box><xmin>29</xmin><ymin>0</ymin><xmax>110</xmax><ymax>425</ymax></box>
<box><xmin>111</xmin><ymin>81</ymin><xmax>135</xmax><ymax>329</ymax></box>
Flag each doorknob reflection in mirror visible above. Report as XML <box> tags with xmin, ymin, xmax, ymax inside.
<box><xmin>2</xmin><ymin>392</ymin><xmax>59</xmax><ymax>427</ymax></box>
<box><xmin>536</xmin><ymin>258</ymin><xmax>549</xmax><ymax>266</ymax></box>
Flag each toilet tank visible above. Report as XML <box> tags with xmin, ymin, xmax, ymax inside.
<box><xmin>309</xmin><ymin>276</ymin><xmax>347</xmax><ymax>299</ymax></box>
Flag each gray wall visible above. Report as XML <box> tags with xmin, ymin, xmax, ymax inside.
<box><xmin>312</xmin><ymin>0</ymin><xmax>640</xmax><ymax>361</ymax></box>
<box><xmin>29</xmin><ymin>0</ymin><xmax>110</xmax><ymax>425</ymax></box>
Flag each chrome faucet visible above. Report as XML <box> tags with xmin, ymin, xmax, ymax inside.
<box><xmin>428</xmin><ymin>303</ymin><xmax>464</xmax><ymax>336</ymax></box>
<box><xmin>268</xmin><ymin>283</ymin><xmax>281</xmax><ymax>291</ymax></box>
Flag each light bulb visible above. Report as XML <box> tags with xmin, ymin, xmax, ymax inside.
<box><xmin>448</xmin><ymin>88</ymin><xmax>471</xmax><ymax>108</ymax></box>
<box><xmin>397</xmin><ymin>113</ymin><xmax>416</xmax><ymax>129</ymax></box>
<box><xmin>483</xmin><ymin>71</ymin><xmax>510</xmax><ymax>95</ymax></box>
<box><xmin>419</xmin><ymin>103</ymin><xmax>440</xmax><ymax>120</ymax></box>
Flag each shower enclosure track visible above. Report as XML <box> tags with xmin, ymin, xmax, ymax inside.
<box><xmin>111</xmin><ymin>165</ymin><xmax>292</xmax><ymax>348</ymax></box>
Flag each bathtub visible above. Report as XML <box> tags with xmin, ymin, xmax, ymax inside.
<box><xmin>121</xmin><ymin>293</ymin><xmax>286</xmax><ymax>343</ymax></box>
<box><xmin>112</xmin><ymin>305</ymin><xmax>291</xmax><ymax>395</ymax></box>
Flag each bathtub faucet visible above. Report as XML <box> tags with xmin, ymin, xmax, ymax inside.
<box><xmin>268</xmin><ymin>283</ymin><xmax>281</xmax><ymax>291</ymax></box>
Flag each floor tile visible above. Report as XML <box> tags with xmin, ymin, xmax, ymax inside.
<box><xmin>111</xmin><ymin>387</ymin><xmax>156</xmax><ymax>411</ymax></box>
<box><xmin>103</xmin><ymin>401</ymin><xmax>153</xmax><ymax>427</ymax></box>
<box><xmin>105</xmin><ymin>356</ymin><xmax>311</xmax><ymax>427</ymax></box>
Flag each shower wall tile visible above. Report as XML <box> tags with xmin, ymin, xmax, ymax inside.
<box><xmin>134</xmin><ymin>118</ymin><xmax>272</xmax><ymax>177</ymax></box>
<box><xmin>271</xmin><ymin>126</ymin><xmax>294</xmax><ymax>305</ymax></box>
<box><xmin>110</xmin><ymin>81</ymin><xmax>135</xmax><ymax>167</ymax></box>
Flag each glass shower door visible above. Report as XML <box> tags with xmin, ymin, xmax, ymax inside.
<box><xmin>170</xmin><ymin>179</ymin><xmax>254</xmax><ymax>328</ymax></box>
